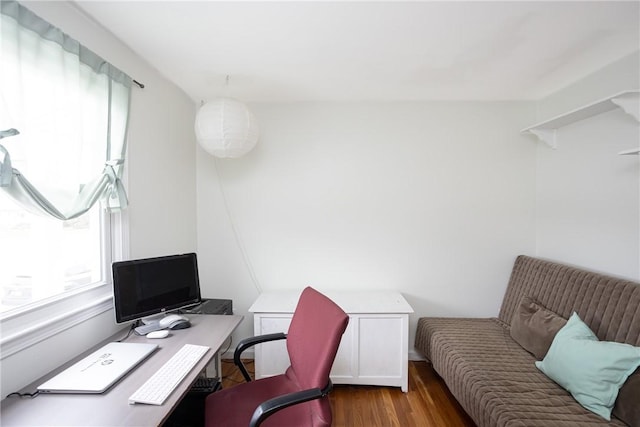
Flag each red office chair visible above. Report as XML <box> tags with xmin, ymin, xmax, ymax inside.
<box><xmin>204</xmin><ymin>287</ymin><xmax>349</xmax><ymax>427</ymax></box>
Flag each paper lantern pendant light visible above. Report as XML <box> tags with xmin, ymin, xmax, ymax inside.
<box><xmin>195</xmin><ymin>98</ymin><xmax>259</xmax><ymax>158</ymax></box>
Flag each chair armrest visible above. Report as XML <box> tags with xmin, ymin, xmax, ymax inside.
<box><xmin>249</xmin><ymin>381</ymin><xmax>334</xmax><ymax>427</ymax></box>
<box><xmin>234</xmin><ymin>333</ymin><xmax>287</xmax><ymax>382</ymax></box>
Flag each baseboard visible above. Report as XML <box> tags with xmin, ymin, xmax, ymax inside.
<box><xmin>409</xmin><ymin>349</ymin><xmax>426</xmax><ymax>361</ymax></box>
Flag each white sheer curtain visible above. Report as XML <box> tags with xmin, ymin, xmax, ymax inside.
<box><xmin>0</xmin><ymin>0</ymin><xmax>131</xmax><ymax>220</ymax></box>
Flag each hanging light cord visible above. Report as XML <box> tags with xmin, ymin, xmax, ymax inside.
<box><xmin>213</xmin><ymin>157</ymin><xmax>262</xmax><ymax>295</ymax></box>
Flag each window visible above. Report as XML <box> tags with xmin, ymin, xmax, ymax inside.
<box><xmin>0</xmin><ymin>1</ymin><xmax>131</xmax><ymax>348</ymax></box>
<box><xmin>0</xmin><ymin>198</ymin><xmax>104</xmax><ymax>314</ymax></box>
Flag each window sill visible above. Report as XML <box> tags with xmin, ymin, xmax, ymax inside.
<box><xmin>0</xmin><ymin>285</ymin><xmax>114</xmax><ymax>359</ymax></box>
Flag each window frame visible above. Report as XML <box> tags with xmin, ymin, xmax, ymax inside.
<box><xmin>0</xmin><ymin>208</ymin><xmax>128</xmax><ymax>359</ymax></box>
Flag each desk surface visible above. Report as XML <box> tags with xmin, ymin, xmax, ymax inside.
<box><xmin>0</xmin><ymin>314</ymin><xmax>243</xmax><ymax>426</ymax></box>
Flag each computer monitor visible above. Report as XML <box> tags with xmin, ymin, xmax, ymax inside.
<box><xmin>112</xmin><ymin>253</ymin><xmax>201</xmax><ymax>324</ymax></box>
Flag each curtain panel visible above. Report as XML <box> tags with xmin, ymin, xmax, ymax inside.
<box><xmin>0</xmin><ymin>0</ymin><xmax>132</xmax><ymax>220</ymax></box>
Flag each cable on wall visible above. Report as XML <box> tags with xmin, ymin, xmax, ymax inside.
<box><xmin>213</xmin><ymin>157</ymin><xmax>263</xmax><ymax>295</ymax></box>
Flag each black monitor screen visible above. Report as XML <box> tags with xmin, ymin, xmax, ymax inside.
<box><xmin>112</xmin><ymin>253</ymin><xmax>201</xmax><ymax>323</ymax></box>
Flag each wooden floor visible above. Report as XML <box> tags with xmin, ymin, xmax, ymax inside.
<box><xmin>221</xmin><ymin>360</ymin><xmax>476</xmax><ymax>427</ymax></box>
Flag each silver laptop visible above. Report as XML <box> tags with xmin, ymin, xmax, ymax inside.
<box><xmin>37</xmin><ymin>342</ymin><xmax>158</xmax><ymax>394</ymax></box>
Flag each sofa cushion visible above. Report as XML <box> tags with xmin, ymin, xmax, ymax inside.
<box><xmin>535</xmin><ymin>313</ymin><xmax>640</xmax><ymax>421</ymax></box>
<box><xmin>509</xmin><ymin>295</ymin><xmax>567</xmax><ymax>359</ymax></box>
<box><xmin>613</xmin><ymin>368</ymin><xmax>640</xmax><ymax>427</ymax></box>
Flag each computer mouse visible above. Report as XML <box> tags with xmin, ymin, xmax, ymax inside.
<box><xmin>146</xmin><ymin>330</ymin><xmax>170</xmax><ymax>339</ymax></box>
<box><xmin>159</xmin><ymin>314</ymin><xmax>190</xmax><ymax>329</ymax></box>
<box><xmin>168</xmin><ymin>319</ymin><xmax>191</xmax><ymax>330</ymax></box>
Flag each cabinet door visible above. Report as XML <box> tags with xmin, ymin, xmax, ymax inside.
<box><xmin>254</xmin><ymin>315</ymin><xmax>291</xmax><ymax>378</ymax></box>
<box><xmin>358</xmin><ymin>315</ymin><xmax>404</xmax><ymax>380</ymax></box>
<box><xmin>328</xmin><ymin>319</ymin><xmax>355</xmax><ymax>380</ymax></box>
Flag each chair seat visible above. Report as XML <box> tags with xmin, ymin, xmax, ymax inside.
<box><xmin>205</xmin><ymin>370</ymin><xmax>331</xmax><ymax>427</ymax></box>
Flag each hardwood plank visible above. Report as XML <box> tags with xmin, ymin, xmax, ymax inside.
<box><xmin>221</xmin><ymin>360</ymin><xmax>476</xmax><ymax>427</ymax></box>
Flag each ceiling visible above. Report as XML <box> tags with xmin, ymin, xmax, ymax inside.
<box><xmin>73</xmin><ymin>1</ymin><xmax>640</xmax><ymax>103</ymax></box>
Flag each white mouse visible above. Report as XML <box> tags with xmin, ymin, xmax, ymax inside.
<box><xmin>146</xmin><ymin>330</ymin><xmax>170</xmax><ymax>339</ymax></box>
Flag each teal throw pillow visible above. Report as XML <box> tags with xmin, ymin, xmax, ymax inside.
<box><xmin>535</xmin><ymin>312</ymin><xmax>640</xmax><ymax>420</ymax></box>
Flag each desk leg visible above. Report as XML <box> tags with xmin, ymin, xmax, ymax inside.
<box><xmin>205</xmin><ymin>352</ymin><xmax>221</xmax><ymax>379</ymax></box>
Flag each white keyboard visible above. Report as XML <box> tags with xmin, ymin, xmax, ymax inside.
<box><xmin>128</xmin><ymin>344</ymin><xmax>210</xmax><ymax>405</ymax></box>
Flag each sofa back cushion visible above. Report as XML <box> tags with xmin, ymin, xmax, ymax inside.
<box><xmin>498</xmin><ymin>255</ymin><xmax>640</xmax><ymax>347</ymax></box>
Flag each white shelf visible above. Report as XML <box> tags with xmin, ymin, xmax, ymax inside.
<box><xmin>522</xmin><ymin>90</ymin><xmax>639</xmax><ymax>149</ymax></box>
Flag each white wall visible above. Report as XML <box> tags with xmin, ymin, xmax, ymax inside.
<box><xmin>196</xmin><ymin>101</ymin><xmax>537</xmax><ymax>357</ymax></box>
<box><xmin>1</xmin><ymin>1</ymin><xmax>197</xmax><ymax>395</ymax></box>
<box><xmin>534</xmin><ymin>52</ymin><xmax>640</xmax><ymax>279</ymax></box>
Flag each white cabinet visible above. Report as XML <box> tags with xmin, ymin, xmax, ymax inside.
<box><xmin>249</xmin><ymin>290</ymin><xmax>414</xmax><ymax>392</ymax></box>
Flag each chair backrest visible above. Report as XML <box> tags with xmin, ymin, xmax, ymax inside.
<box><xmin>286</xmin><ymin>287</ymin><xmax>349</xmax><ymax>391</ymax></box>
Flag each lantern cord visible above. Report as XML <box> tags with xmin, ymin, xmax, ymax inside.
<box><xmin>213</xmin><ymin>157</ymin><xmax>263</xmax><ymax>296</ymax></box>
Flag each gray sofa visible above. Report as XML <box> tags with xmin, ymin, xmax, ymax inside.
<box><xmin>415</xmin><ymin>255</ymin><xmax>640</xmax><ymax>427</ymax></box>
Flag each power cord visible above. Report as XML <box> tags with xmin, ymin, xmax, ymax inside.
<box><xmin>6</xmin><ymin>391</ymin><xmax>39</xmax><ymax>399</ymax></box>
<box><xmin>213</xmin><ymin>157</ymin><xmax>262</xmax><ymax>296</ymax></box>
<box><xmin>219</xmin><ymin>336</ymin><xmax>233</xmax><ymax>357</ymax></box>
<box><xmin>116</xmin><ymin>323</ymin><xmax>136</xmax><ymax>342</ymax></box>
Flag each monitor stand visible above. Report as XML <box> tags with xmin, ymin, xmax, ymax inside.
<box><xmin>141</xmin><ymin>313</ymin><xmax>165</xmax><ymax>325</ymax></box>
<box><xmin>134</xmin><ymin>315</ymin><xmax>164</xmax><ymax>335</ymax></box>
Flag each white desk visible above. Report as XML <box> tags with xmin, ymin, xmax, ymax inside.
<box><xmin>250</xmin><ymin>290</ymin><xmax>413</xmax><ymax>392</ymax></box>
<box><xmin>0</xmin><ymin>314</ymin><xmax>243</xmax><ymax>426</ymax></box>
